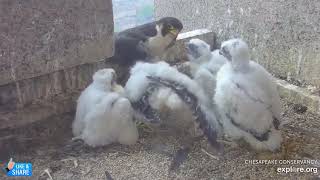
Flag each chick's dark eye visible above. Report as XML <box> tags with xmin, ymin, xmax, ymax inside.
<box><xmin>221</xmin><ymin>47</ymin><xmax>226</xmax><ymax>53</ymax></box>
<box><xmin>168</xmin><ymin>24</ymin><xmax>174</xmax><ymax>29</ymax></box>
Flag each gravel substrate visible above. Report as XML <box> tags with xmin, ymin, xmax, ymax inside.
<box><xmin>1</xmin><ymin>99</ymin><xmax>319</xmax><ymax>180</ymax></box>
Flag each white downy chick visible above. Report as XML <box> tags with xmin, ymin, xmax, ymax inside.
<box><xmin>73</xmin><ymin>68</ymin><xmax>138</xmax><ymax>147</ymax></box>
<box><xmin>184</xmin><ymin>39</ymin><xmax>227</xmax><ymax>104</ymax></box>
<box><xmin>125</xmin><ymin>61</ymin><xmax>222</xmax><ymax>146</ymax></box>
<box><xmin>214</xmin><ymin>38</ymin><xmax>282</xmax><ymax>151</ymax></box>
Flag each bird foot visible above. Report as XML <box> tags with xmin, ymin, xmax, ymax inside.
<box><xmin>136</xmin><ymin>121</ymin><xmax>154</xmax><ymax>133</ymax></box>
<box><xmin>217</xmin><ymin>139</ymin><xmax>239</xmax><ymax>148</ymax></box>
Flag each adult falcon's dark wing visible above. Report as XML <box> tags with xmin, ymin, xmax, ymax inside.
<box><xmin>110</xmin><ymin>21</ymin><xmax>159</xmax><ymax>66</ymax></box>
<box><xmin>146</xmin><ymin>76</ymin><xmax>219</xmax><ymax>147</ymax></box>
<box><xmin>113</xmin><ymin>34</ymin><xmax>148</xmax><ymax>66</ymax></box>
<box><xmin>118</xmin><ymin>21</ymin><xmax>158</xmax><ymax>38</ymax></box>
<box><xmin>130</xmin><ymin>81</ymin><xmax>161</xmax><ymax>123</ymax></box>
<box><xmin>109</xmin><ymin>21</ymin><xmax>159</xmax><ymax>84</ymax></box>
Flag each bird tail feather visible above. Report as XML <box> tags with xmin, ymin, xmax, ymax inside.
<box><xmin>146</xmin><ymin>76</ymin><xmax>219</xmax><ymax>147</ymax></box>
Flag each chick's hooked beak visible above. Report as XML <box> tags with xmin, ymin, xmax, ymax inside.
<box><xmin>219</xmin><ymin>46</ymin><xmax>232</xmax><ymax>61</ymax></box>
<box><xmin>111</xmin><ymin>71</ymin><xmax>117</xmax><ymax>85</ymax></box>
<box><xmin>186</xmin><ymin>43</ymin><xmax>197</xmax><ymax>53</ymax></box>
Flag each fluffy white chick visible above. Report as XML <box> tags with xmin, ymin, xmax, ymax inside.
<box><xmin>125</xmin><ymin>62</ymin><xmax>188</xmax><ymax>112</ymax></box>
<box><xmin>81</xmin><ymin>93</ymin><xmax>138</xmax><ymax>147</ymax></box>
<box><xmin>184</xmin><ymin>39</ymin><xmax>227</xmax><ymax>104</ymax></box>
<box><xmin>186</xmin><ymin>38</ymin><xmax>227</xmax><ymax>78</ymax></box>
<box><xmin>214</xmin><ymin>38</ymin><xmax>282</xmax><ymax>152</ymax></box>
<box><xmin>125</xmin><ymin>61</ymin><xmax>206</xmax><ymax>112</ymax></box>
<box><xmin>73</xmin><ymin>68</ymin><xmax>116</xmax><ymax>137</ymax></box>
<box><xmin>72</xmin><ymin>68</ymin><xmax>138</xmax><ymax>147</ymax></box>
<box><xmin>147</xmin><ymin>87</ymin><xmax>185</xmax><ymax>111</ymax></box>
<box><xmin>125</xmin><ymin>61</ymin><xmax>222</xmax><ymax>146</ymax></box>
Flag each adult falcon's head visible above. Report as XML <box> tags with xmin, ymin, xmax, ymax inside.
<box><xmin>157</xmin><ymin>17</ymin><xmax>183</xmax><ymax>39</ymax></box>
<box><xmin>151</xmin><ymin>17</ymin><xmax>183</xmax><ymax>51</ymax></box>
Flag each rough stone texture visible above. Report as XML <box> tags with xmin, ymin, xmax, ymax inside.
<box><xmin>0</xmin><ymin>0</ymin><xmax>114</xmax><ymax>86</ymax></box>
<box><xmin>0</xmin><ymin>60</ymin><xmax>125</xmax><ymax>130</ymax></box>
<box><xmin>277</xmin><ymin>79</ymin><xmax>320</xmax><ymax>115</ymax></box>
<box><xmin>155</xmin><ymin>0</ymin><xmax>320</xmax><ymax>88</ymax></box>
<box><xmin>0</xmin><ymin>29</ymin><xmax>214</xmax><ymax>130</ymax></box>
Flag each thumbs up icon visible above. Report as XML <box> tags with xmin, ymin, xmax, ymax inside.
<box><xmin>5</xmin><ymin>158</ymin><xmax>15</xmax><ymax>172</ymax></box>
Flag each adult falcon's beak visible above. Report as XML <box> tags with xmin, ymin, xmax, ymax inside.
<box><xmin>169</xmin><ymin>27</ymin><xmax>179</xmax><ymax>37</ymax></box>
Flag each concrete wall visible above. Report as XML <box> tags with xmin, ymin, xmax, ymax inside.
<box><xmin>0</xmin><ymin>0</ymin><xmax>114</xmax><ymax>128</ymax></box>
<box><xmin>0</xmin><ymin>0</ymin><xmax>114</xmax><ymax>86</ymax></box>
<box><xmin>0</xmin><ymin>27</ymin><xmax>215</xmax><ymax>130</ymax></box>
<box><xmin>155</xmin><ymin>0</ymin><xmax>320</xmax><ymax>88</ymax></box>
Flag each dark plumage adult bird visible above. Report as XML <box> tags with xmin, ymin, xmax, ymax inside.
<box><xmin>109</xmin><ymin>17</ymin><xmax>183</xmax><ymax>84</ymax></box>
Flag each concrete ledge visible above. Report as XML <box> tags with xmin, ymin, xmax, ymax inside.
<box><xmin>0</xmin><ymin>60</ymin><xmax>125</xmax><ymax>130</ymax></box>
<box><xmin>177</xmin><ymin>29</ymin><xmax>215</xmax><ymax>45</ymax></box>
<box><xmin>0</xmin><ymin>29</ymin><xmax>216</xmax><ymax>131</ymax></box>
<box><xmin>276</xmin><ymin>79</ymin><xmax>320</xmax><ymax>115</ymax></box>
<box><xmin>161</xmin><ymin>29</ymin><xmax>217</xmax><ymax>63</ymax></box>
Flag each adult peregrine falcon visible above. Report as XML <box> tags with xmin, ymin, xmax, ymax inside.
<box><xmin>110</xmin><ymin>17</ymin><xmax>183</xmax><ymax>83</ymax></box>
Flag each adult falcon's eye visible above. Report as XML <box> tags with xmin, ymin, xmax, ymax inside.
<box><xmin>168</xmin><ymin>24</ymin><xmax>174</xmax><ymax>30</ymax></box>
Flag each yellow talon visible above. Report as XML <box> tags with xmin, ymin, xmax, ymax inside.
<box><xmin>136</xmin><ymin>122</ymin><xmax>154</xmax><ymax>133</ymax></box>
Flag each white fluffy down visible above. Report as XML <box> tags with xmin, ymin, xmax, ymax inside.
<box><xmin>148</xmin><ymin>87</ymin><xmax>184</xmax><ymax>111</ymax></box>
<box><xmin>125</xmin><ymin>61</ymin><xmax>209</xmax><ymax>108</ymax></box>
<box><xmin>73</xmin><ymin>68</ymin><xmax>138</xmax><ymax>147</ymax></box>
<box><xmin>73</xmin><ymin>68</ymin><xmax>116</xmax><ymax>137</ymax></box>
<box><xmin>81</xmin><ymin>93</ymin><xmax>138</xmax><ymax>147</ymax></box>
<box><xmin>187</xmin><ymin>38</ymin><xmax>212</xmax><ymax>65</ymax></box>
<box><xmin>185</xmin><ymin>39</ymin><xmax>227</xmax><ymax>106</ymax></box>
<box><xmin>187</xmin><ymin>39</ymin><xmax>227</xmax><ymax>77</ymax></box>
<box><xmin>204</xmin><ymin>50</ymin><xmax>228</xmax><ymax>76</ymax></box>
<box><xmin>125</xmin><ymin>61</ymin><xmax>222</xmax><ymax>137</ymax></box>
<box><xmin>214</xmin><ymin>38</ymin><xmax>282</xmax><ymax>151</ymax></box>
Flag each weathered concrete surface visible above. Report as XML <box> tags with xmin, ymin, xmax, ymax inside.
<box><xmin>155</xmin><ymin>0</ymin><xmax>320</xmax><ymax>88</ymax></box>
<box><xmin>0</xmin><ymin>0</ymin><xmax>114</xmax><ymax>86</ymax></box>
<box><xmin>277</xmin><ymin>79</ymin><xmax>320</xmax><ymax>115</ymax></box>
<box><xmin>0</xmin><ymin>29</ymin><xmax>215</xmax><ymax>130</ymax></box>
<box><xmin>0</xmin><ymin>60</ymin><xmax>124</xmax><ymax>130</ymax></box>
